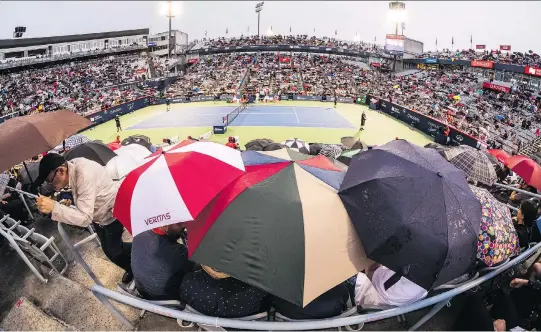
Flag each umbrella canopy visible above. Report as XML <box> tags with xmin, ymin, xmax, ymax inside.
<box><xmin>443</xmin><ymin>145</ymin><xmax>498</xmax><ymax>186</ymax></box>
<box><xmin>114</xmin><ymin>141</ymin><xmax>246</xmax><ymax>236</ymax></box>
<box><xmin>282</xmin><ymin>138</ymin><xmax>310</xmax><ymax>154</ymax></box>
<box><xmin>114</xmin><ymin>144</ymin><xmax>152</xmax><ymax>162</ymax></box>
<box><xmin>244</xmin><ymin>138</ymin><xmax>275</xmax><ymax>151</ymax></box>
<box><xmin>424</xmin><ymin>143</ymin><xmax>447</xmax><ymax>157</ymax></box>
<box><xmin>488</xmin><ymin>149</ymin><xmax>511</xmax><ymax>165</ymax></box>
<box><xmin>469</xmin><ymin>185</ymin><xmax>520</xmax><ymax>266</ymax></box>
<box><xmin>64</xmin><ymin>142</ymin><xmax>118</xmax><ymax>166</ymax></box>
<box><xmin>318</xmin><ymin>144</ymin><xmax>343</xmax><ymax>159</ymax></box>
<box><xmin>64</xmin><ymin>134</ymin><xmax>91</xmax><ymax>150</ymax></box>
<box><xmin>341</xmin><ymin>136</ymin><xmax>368</xmax><ymax>151</ymax></box>
<box><xmin>339</xmin><ymin>140</ymin><xmax>481</xmax><ymax>290</ymax></box>
<box><xmin>106</xmin><ymin>155</ymin><xmax>138</xmax><ymax>180</ymax></box>
<box><xmin>121</xmin><ymin>136</ymin><xmax>152</xmax><ymax>151</ymax></box>
<box><xmin>308</xmin><ymin>142</ymin><xmax>325</xmax><ymax>155</ymax></box>
<box><xmin>186</xmin><ymin>148</ymin><xmax>371</xmax><ymax>307</ymax></box>
<box><xmin>336</xmin><ymin>149</ymin><xmax>362</xmax><ymax>166</ymax></box>
<box><xmin>262</xmin><ymin>143</ymin><xmax>287</xmax><ymax>151</ymax></box>
<box><xmin>0</xmin><ymin>110</ymin><xmax>91</xmax><ymax>172</ymax></box>
<box><xmin>507</xmin><ymin>155</ymin><xmax>541</xmax><ymax>190</ymax></box>
<box><xmin>107</xmin><ymin>142</ymin><xmax>122</xmax><ymax>151</ymax></box>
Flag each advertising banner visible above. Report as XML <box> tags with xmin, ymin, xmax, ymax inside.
<box><xmin>369</xmin><ymin>94</ymin><xmax>480</xmax><ymax>149</ymax></box>
<box><xmin>220</xmin><ymin>94</ymin><xmax>234</xmax><ymax>100</ymax></box>
<box><xmin>424</xmin><ymin>58</ymin><xmax>438</xmax><ymax>64</ymax></box>
<box><xmin>338</xmin><ymin>97</ymin><xmax>354</xmax><ymax>103</ymax></box>
<box><xmin>525</xmin><ymin>66</ymin><xmax>541</xmax><ymax>77</ymax></box>
<box><xmin>500</xmin><ymin>45</ymin><xmax>512</xmax><ymax>51</ymax></box>
<box><xmin>470</xmin><ymin>60</ymin><xmax>494</xmax><ymax>69</ymax></box>
<box><xmin>476</xmin><ymin>45</ymin><xmax>486</xmax><ymax>50</ymax></box>
<box><xmin>482</xmin><ymin>82</ymin><xmax>511</xmax><ymax>93</ymax></box>
<box><xmin>293</xmin><ymin>95</ymin><xmax>322</xmax><ymax>101</ymax></box>
<box><xmin>188</xmin><ymin>44</ymin><xmax>370</xmax><ymax>58</ymax></box>
<box><xmin>190</xmin><ymin>95</ymin><xmax>215</xmax><ymax>102</ymax></box>
<box><xmin>85</xmin><ymin>97</ymin><xmax>149</xmax><ymax>125</ymax></box>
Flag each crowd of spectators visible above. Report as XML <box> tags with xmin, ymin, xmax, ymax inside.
<box><xmin>192</xmin><ymin>34</ymin><xmax>384</xmax><ymax>54</ymax></box>
<box><xmin>359</xmin><ymin>69</ymin><xmax>541</xmax><ymax>153</ymax></box>
<box><xmin>0</xmin><ymin>54</ymin><xmax>154</xmax><ymax>117</ymax></box>
<box><xmin>421</xmin><ymin>49</ymin><xmax>541</xmax><ymax>67</ymax></box>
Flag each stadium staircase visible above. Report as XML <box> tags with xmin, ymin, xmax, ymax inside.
<box><xmin>519</xmin><ymin>135</ymin><xmax>541</xmax><ymax>159</ymax></box>
<box><xmin>298</xmin><ymin>62</ymin><xmax>306</xmax><ymax>92</ymax></box>
<box><xmin>0</xmin><ymin>217</ymin><xmax>182</xmax><ymax>331</ymax></box>
<box><xmin>147</xmin><ymin>57</ymin><xmax>158</xmax><ymax>79</ymax></box>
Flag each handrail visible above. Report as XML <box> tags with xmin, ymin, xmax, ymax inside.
<box><xmin>86</xmin><ymin>242</ymin><xmax>541</xmax><ymax>330</ymax></box>
<box><xmin>494</xmin><ymin>183</ymin><xmax>541</xmax><ymax>200</ymax></box>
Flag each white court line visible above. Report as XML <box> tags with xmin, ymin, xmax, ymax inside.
<box><xmin>293</xmin><ymin>107</ymin><xmax>299</xmax><ymax>123</ymax></box>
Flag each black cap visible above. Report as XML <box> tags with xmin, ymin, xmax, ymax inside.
<box><xmin>36</xmin><ymin>153</ymin><xmax>66</xmax><ymax>186</ymax></box>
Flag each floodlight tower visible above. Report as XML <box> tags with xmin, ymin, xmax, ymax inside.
<box><xmin>388</xmin><ymin>1</ymin><xmax>406</xmax><ymax>71</ymax></box>
<box><xmin>255</xmin><ymin>2</ymin><xmax>264</xmax><ymax>38</ymax></box>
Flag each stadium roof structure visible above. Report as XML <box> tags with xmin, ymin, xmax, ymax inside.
<box><xmin>0</xmin><ymin>28</ymin><xmax>149</xmax><ymax>50</ymax></box>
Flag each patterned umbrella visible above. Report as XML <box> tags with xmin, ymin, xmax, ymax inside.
<box><xmin>185</xmin><ymin>148</ymin><xmax>371</xmax><ymax>307</ymax></box>
<box><xmin>443</xmin><ymin>145</ymin><xmax>497</xmax><ymax>186</ymax></box>
<box><xmin>282</xmin><ymin>138</ymin><xmax>310</xmax><ymax>154</ymax></box>
<box><xmin>469</xmin><ymin>185</ymin><xmax>520</xmax><ymax>266</ymax></box>
<box><xmin>64</xmin><ymin>134</ymin><xmax>90</xmax><ymax>149</ymax></box>
<box><xmin>318</xmin><ymin>144</ymin><xmax>343</xmax><ymax>159</ymax></box>
<box><xmin>121</xmin><ymin>136</ymin><xmax>152</xmax><ymax>151</ymax></box>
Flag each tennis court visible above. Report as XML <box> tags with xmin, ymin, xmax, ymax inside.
<box><xmin>128</xmin><ymin>105</ymin><xmax>356</xmax><ymax>130</ymax></box>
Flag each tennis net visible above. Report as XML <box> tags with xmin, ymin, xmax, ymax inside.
<box><xmin>222</xmin><ymin>103</ymin><xmax>247</xmax><ymax>126</ymax></box>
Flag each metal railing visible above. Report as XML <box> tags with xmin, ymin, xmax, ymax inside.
<box><xmin>54</xmin><ymin>211</ymin><xmax>541</xmax><ymax>330</ymax></box>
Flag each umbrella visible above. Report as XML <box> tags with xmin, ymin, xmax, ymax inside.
<box><xmin>469</xmin><ymin>185</ymin><xmax>520</xmax><ymax>266</ymax></box>
<box><xmin>341</xmin><ymin>136</ymin><xmax>368</xmax><ymax>151</ymax></box>
<box><xmin>114</xmin><ymin>141</ymin><xmax>246</xmax><ymax>236</ymax></box>
<box><xmin>244</xmin><ymin>138</ymin><xmax>275</xmax><ymax>151</ymax></box>
<box><xmin>488</xmin><ymin>149</ymin><xmax>511</xmax><ymax>165</ymax></box>
<box><xmin>443</xmin><ymin>145</ymin><xmax>498</xmax><ymax>186</ymax></box>
<box><xmin>336</xmin><ymin>149</ymin><xmax>362</xmax><ymax>166</ymax></box>
<box><xmin>106</xmin><ymin>155</ymin><xmax>139</xmax><ymax>180</ymax></box>
<box><xmin>186</xmin><ymin>148</ymin><xmax>371</xmax><ymax>307</ymax></box>
<box><xmin>121</xmin><ymin>136</ymin><xmax>152</xmax><ymax>151</ymax></box>
<box><xmin>506</xmin><ymin>155</ymin><xmax>541</xmax><ymax>190</ymax></box>
<box><xmin>424</xmin><ymin>143</ymin><xmax>447</xmax><ymax>157</ymax></box>
<box><xmin>308</xmin><ymin>143</ymin><xmax>325</xmax><ymax>155</ymax></box>
<box><xmin>107</xmin><ymin>142</ymin><xmax>122</xmax><ymax>151</ymax></box>
<box><xmin>114</xmin><ymin>144</ymin><xmax>152</xmax><ymax>162</ymax></box>
<box><xmin>282</xmin><ymin>138</ymin><xmax>310</xmax><ymax>154</ymax></box>
<box><xmin>64</xmin><ymin>134</ymin><xmax>91</xmax><ymax>150</ymax></box>
<box><xmin>482</xmin><ymin>150</ymin><xmax>505</xmax><ymax>177</ymax></box>
<box><xmin>338</xmin><ymin>140</ymin><xmax>481</xmax><ymax>290</ymax></box>
<box><xmin>64</xmin><ymin>142</ymin><xmax>118</xmax><ymax>166</ymax></box>
<box><xmin>318</xmin><ymin>144</ymin><xmax>343</xmax><ymax>159</ymax></box>
<box><xmin>262</xmin><ymin>143</ymin><xmax>287</xmax><ymax>151</ymax></box>
<box><xmin>0</xmin><ymin>110</ymin><xmax>91</xmax><ymax>173</ymax></box>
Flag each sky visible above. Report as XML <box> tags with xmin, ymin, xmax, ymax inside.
<box><xmin>0</xmin><ymin>1</ymin><xmax>540</xmax><ymax>53</ymax></box>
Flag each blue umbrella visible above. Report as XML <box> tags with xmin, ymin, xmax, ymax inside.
<box><xmin>338</xmin><ymin>139</ymin><xmax>481</xmax><ymax>290</ymax></box>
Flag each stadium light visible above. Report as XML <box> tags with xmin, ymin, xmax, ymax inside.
<box><xmin>387</xmin><ymin>1</ymin><xmax>406</xmax><ymax>72</ymax></box>
<box><xmin>255</xmin><ymin>2</ymin><xmax>264</xmax><ymax>38</ymax></box>
<box><xmin>159</xmin><ymin>1</ymin><xmax>182</xmax><ymax>59</ymax></box>
<box><xmin>266</xmin><ymin>27</ymin><xmax>273</xmax><ymax>36</ymax></box>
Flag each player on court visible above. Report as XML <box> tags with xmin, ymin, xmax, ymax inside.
<box><xmin>166</xmin><ymin>99</ymin><xmax>171</xmax><ymax>112</ymax></box>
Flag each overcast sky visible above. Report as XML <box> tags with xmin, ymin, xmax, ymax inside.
<box><xmin>0</xmin><ymin>1</ymin><xmax>540</xmax><ymax>53</ymax></box>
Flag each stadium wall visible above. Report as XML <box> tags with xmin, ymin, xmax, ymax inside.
<box><xmin>366</xmin><ymin>94</ymin><xmax>482</xmax><ymax>148</ymax></box>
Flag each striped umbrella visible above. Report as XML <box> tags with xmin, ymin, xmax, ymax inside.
<box><xmin>114</xmin><ymin>141</ymin><xmax>246</xmax><ymax>236</ymax></box>
<box><xmin>185</xmin><ymin>148</ymin><xmax>371</xmax><ymax>307</ymax></box>
<box><xmin>282</xmin><ymin>138</ymin><xmax>310</xmax><ymax>154</ymax></box>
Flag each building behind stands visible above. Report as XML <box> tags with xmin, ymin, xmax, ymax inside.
<box><xmin>0</xmin><ymin>28</ymin><xmax>149</xmax><ymax>61</ymax></box>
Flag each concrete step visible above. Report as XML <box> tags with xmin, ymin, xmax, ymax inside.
<box><xmin>0</xmin><ymin>297</ymin><xmax>75</xmax><ymax>331</ymax></box>
<box><xmin>23</xmin><ymin>272</ymin><xmax>139</xmax><ymax>331</ymax></box>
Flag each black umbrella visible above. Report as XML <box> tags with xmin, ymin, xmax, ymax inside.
<box><xmin>244</xmin><ymin>138</ymin><xmax>275</xmax><ymax>151</ymax></box>
<box><xmin>338</xmin><ymin>140</ymin><xmax>481</xmax><ymax>290</ymax></box>
<box><xmin>64</xmin><ymin>142</ymin><xmax>117</xmax><ymax>166</ymax></box>
<box><xmin>121</xmin><ymin>136</ymin><xmax>152</xmax><ymax>151</ymax></box>
<box><xmin>261</xmin><ymin>143</ymin><xmax>287</xmax><ymax>151</ymax></box>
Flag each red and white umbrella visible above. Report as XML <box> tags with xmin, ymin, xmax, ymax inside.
<box><xmin>114</xmin><ymin>141</ymin><xmax>246</xmax><ymax>236</ymax></box>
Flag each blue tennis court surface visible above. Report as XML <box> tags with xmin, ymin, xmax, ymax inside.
<box><xmin>128</xmin><ymin>105</ymin><xmax>356</xmax><ymax>130</ymax></box>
